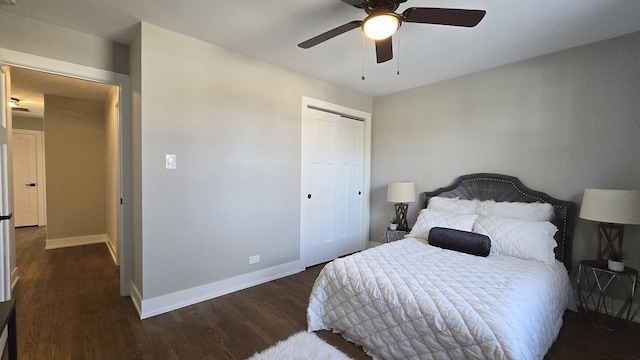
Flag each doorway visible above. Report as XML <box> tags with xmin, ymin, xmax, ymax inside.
<box><xmin>11</xmin><ymin>67</ymin><xmax>120</xmax><ymax>252</ymax></box>
<box><xmin>0</xmin><ymin>51</ymin><xmax>131</xmax><ymax>296</ymax></box>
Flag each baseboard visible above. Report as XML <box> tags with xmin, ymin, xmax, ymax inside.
<box><xmin>104</xmin><ymin>236</ymin><xmax>118</xmax><ymax>265</ymax></box>
<box><xmin>138</xmin><ymin>260</ymin><xmax>304</xmax><ymax>319</ymax></box>
<box><xmin>130</xmin><ymin>281</ymin><xmax>143</xmax><ymax>317</ymax></box>
<box><xmin>10</xmin><ymin>267</ymin><xmax>19</xmax><ymax>291</ymax></box>
<box><xmin>45</xmin><ymin>234</ymin><xmax>107</xmax><ymax>250</ymax></box>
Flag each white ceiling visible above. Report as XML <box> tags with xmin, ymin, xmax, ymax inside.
<box><xmin>2</xmin><ymin>0</ymin><xmax>640</xmax><ymax>97</ymax></box>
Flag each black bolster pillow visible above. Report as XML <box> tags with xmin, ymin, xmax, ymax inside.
<box><xmin>428</xmin><ymin>227</ymin><xmax>491</xmax><ymax>257</ymax></box>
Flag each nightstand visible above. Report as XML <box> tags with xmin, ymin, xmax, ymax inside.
<box><xmin>382</xmin><ymin>228</ymin><xmax>409</xmax><ymax>243</ymax></box>
<box><xmin>576</xmin><ymin>259</ymin><xmax>639</xmax><ymax>330</ymax></box>
<box><xmin>0</xmin><ymin>299</ymin><xmax>16</xmax><ymax>360</ymax></box>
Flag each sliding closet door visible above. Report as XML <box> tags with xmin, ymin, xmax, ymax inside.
<box><xmin>301</xmin><ymin>104</ymin><xmax>364</xmax><ymax>267</ymax></box>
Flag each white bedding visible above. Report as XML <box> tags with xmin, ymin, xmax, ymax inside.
<box><xmin>307</xmin><ymin>237</ymin><xmax>569</xmax><ymax>360</ymax></box>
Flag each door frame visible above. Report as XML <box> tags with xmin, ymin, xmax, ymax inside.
<box><xmin>0</xmin><ymin>66</ymin><xmax>14</xmax><ymax>301</ymax></box>
<box><xmin>0</xmin><ymin>47</ymin><xmax>132</xmax><ymax>296</ymax></box>
<box><xmin>12</xmin><ymin>129</ymin><xmax>47</xmax><ymax>226</ymax></box>
<box><xmin>300</xmin><ymin>96</ymin><xmax>371</xmax><ymax>267</ymax></box>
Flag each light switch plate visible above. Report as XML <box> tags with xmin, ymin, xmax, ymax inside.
<box><xmin>166</xmin><ymin>154</ymin><xmax>176</xmax><ymax>169</ymax></box>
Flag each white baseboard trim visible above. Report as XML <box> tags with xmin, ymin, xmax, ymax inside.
<box><xmin>45</xmin><ymin>234</ymin><xmax>107</xmax><ymax>250</ymax></box>
<box><xmin>10</xmin><ymin>267</ymin><xmax>19</xmax><ymax>291</ymax></box>
<box><xmin>130</xmin><ymin>281</ymin><xmax>143</xmax><ymax>317</ymax></box>
<box><xmin>105</xmin><ymin>236</ymin><xmax>118</xmax><ymax>265</ymax></box>
<box><xmin>138</xmin><ymin>260</ymin><xmax>304</xmax><ymax>319</ymax></box>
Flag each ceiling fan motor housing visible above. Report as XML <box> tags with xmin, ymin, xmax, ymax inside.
<box><xmin>363</xmin><ymin>0</ymin><xmax>407</xmax><ymax>14</ymax></box>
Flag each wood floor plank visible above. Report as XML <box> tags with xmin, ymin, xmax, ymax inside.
<box><xmin>9</xmin><ymin>226</ymin><xmax>640</xmax><ymax>359</ymax></box>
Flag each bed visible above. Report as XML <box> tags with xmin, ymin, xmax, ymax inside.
<box><xmin>307</xmin><ymin>173</ymin><xmax>576</xmax><ymax>360</ymax></box>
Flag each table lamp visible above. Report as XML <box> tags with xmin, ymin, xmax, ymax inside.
<box><xmin>387</xmin><ymin>182</ymin><xmax>416</xmax><ymax>231</ymax></box>
<box><xmin>579</xmin><ymin>189</ymin><xmax>640</xmax><ymax>261</ymax></box>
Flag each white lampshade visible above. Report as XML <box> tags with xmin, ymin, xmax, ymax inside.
<box><xmin>362</xmin><ymin>13</ymin><xmax>400</xmax><ymax>40</ymax></box>
<box><xmin>387</xmin><ymin>182</ymin><xmax>416</xmax><ymax>203</ymax></box>
<box><xmin>579</xmin><ymin>189</ymin><xmax>640</xmax><ymax>225</ymax></box>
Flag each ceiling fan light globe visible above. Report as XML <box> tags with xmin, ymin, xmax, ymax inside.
<box><xmin>363</xmin><ymin>14</ymin><xmax>399</xmax><ymax>40</ymax></box>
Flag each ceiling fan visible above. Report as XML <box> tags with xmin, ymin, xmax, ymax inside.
<box><xmin>298</xmin><ymin>0</ymin><xmax>486</xmax><ymax>64</ymax></box>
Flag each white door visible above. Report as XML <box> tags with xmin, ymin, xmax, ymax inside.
<box><xmin>12</xmin><ymin>132</ymin><xmax>38</xmax><ymax>226</ymax></box>
<box><xmin>0</xmin><ymin>66</ymin><xmax>14</xmax><ymax>301</ymax></box>
<box><xmin>301</xmin><ymin>104</ymin><xmax>364</xmax><ymax>267</ymax></box>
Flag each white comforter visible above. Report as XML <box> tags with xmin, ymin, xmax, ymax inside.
<box><xmin>307</xmin><ymin>238</ymin><xmax>569</xmax><ymax>360</ymax></box>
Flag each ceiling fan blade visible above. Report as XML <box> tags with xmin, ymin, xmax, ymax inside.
<box><xmin>340</xmin><ymin>0</ymin><xmax>366</xmax><ymax>8</ymax></box>
<box><xmin>298</xmin><ymin>20</ymin><xmax>362</xmax><ymax>49</ymax></box>
<box><xmin>402</xmin><ymin>7</ymin><xmax>486</xmax><ymax>27</ymax></box>
<box><xmin>375</xmin><ymin>37</ymin><xmax>393</xmax><ymax>63</ymax></box>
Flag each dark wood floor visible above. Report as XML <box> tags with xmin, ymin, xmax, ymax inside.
<box><xmin>9</xmin><ymin>226</ymin><xmax>640</xmax><ymax>359</ymax></box>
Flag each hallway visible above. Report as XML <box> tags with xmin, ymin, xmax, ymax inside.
<box><xmin>13</xmin><ymin>226</ymin><xmax>138</xmax><ymax>359</ymax></box>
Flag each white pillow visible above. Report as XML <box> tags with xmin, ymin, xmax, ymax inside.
<box><xmin>473</xmin><ymin>215</ymin><xmax>558</xmax><ymax>264</ymax></box>
<box><xmin>476</xmin><ymin>200</ymin><xmax>555</xmax><ymax>222</ymax></box>
<box><xmin>427</xmin><ymin>197</ymin><xmax>479</xmax><ymax>215</ymax></box>
<box><xmin>408</xmin><ymin>208</ymin><xmax>478</xmax><ymax>240</ymax></box>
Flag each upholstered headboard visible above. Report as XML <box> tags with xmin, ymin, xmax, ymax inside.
<box><xmin>422</xmin><ymin>173</ymin><xmax>576</xmax><ymax>271</ymax></box>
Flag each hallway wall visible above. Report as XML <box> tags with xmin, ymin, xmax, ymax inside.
<box><xmin>44</xmin><ymin>94</ymin><xmax>107</xmax><ymax>240</ymax></box>
<box><xmin>104</xmin><ymin>87</ymin><xmax>120</xmax><ymax>261</ymax></box>
<box><xmin>12</xmin><ymin>115</ymin><xmax>43</xmax><ymax>131</ymax></box>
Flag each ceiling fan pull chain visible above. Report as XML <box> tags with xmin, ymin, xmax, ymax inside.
<box><xmin>396</xmin><ymin>30</ymin><xmax>401</xmax><ymax>75</ymax></box>
<box><xmin>361</xmin><ymin>33</ymin><xmax>366</xmax><ymax>80</ymax></box>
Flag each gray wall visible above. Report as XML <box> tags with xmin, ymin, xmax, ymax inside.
<box><xmin>0</xmin><ymin>11</ymin><xmax>129</xmax><ymax>74</ymax></box>
<box><xmin>371</xmin><ymin>32</ymin><xmax>640</xmax><ymax>271</ymax></box>
<box><xmin>136</xmin><ymin>23</ymin><xmax>372</xmax><ymax>299</ymax></box>
<box><xmin>130</xmin><ymin>25</ymin><xmax>143</xmax><ymax>295</ymax></box>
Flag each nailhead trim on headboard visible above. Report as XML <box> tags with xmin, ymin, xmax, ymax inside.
<box><xmin>458</xmin><ymin>177</ymin><xmax>569</xmax><ymax>262</ymax></box>
<box><xmin>422</xmin><ymin>173</ymin><xmax>576</xmax><ymax>271</ymax></box>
